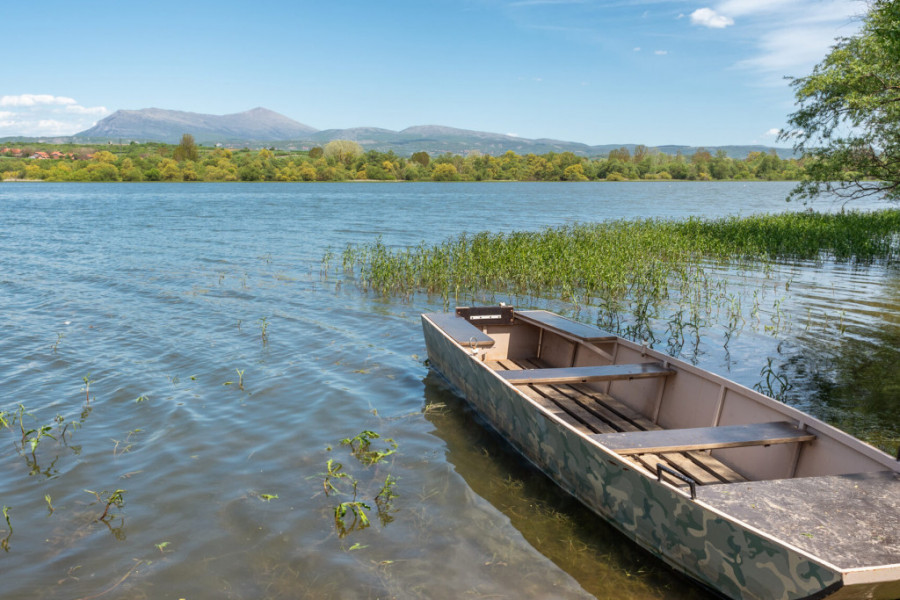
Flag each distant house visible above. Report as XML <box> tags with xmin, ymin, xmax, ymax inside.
<box><xmin>50</xmin><ymin>151</ymin><xmax>64</xmax><ymax>159</ymax></box>
<box><xmin>30</xmin><ymin>151</ymin><xmax>50</xmax><ymax>160</ymax></box>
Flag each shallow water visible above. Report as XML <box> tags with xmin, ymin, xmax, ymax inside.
<box><xmin>0</xmin><ymin>182</ymin><xmax>897</xmax><ymax>599</ymax></box>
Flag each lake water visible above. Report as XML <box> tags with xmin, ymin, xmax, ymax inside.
<box><xmin>1</xmin><ymin>182</ymin><xmax>897</xmax><ymax>599</ymax></box>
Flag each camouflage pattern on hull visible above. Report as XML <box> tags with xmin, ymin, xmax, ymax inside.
<box><xmin>422</xmin><ymin>317</ymin><xmax>844</xmax><ymax>600</ymax></box>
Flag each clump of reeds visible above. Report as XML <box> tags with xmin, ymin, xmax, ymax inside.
<box><xmin>673</xmin><ymin>210</ymin><xmax>900</xmax><ymax>262</ymax></box>
<box><xmin>336</xmin><ymin>209</ymin><xmax>900</xmax><ymax>345</ymax></box>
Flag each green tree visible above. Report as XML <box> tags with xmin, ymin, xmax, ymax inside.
<box><xmin>781</xmin><ymin>0</ymin><xmax>900</xmax><ymax>201</ymax></box>
<box><xmin>324</xmin><ymin>140</ymin><xmax>364</xmax><ymax>166</ymax></box>
<box><xmin>410</xmin><ymin>151</ymin><xmax>430</xmax><ymax>167</ymax></box>
<box><xmin>431</xmin><ymin>163</ymin><xmax>459</xmax><ymax>181</ymax></box>
<box><xmin>173</xmin><ymin>134</ymin><xmax>199</xmax><ymax>162</ymax></box>
<box><xmin>563</xmin><ymin>163</ymin><xmax>589</xmax><ymax>181</ymax></box>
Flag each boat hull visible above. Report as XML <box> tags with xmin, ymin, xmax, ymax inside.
<box><xmin>422</xmin><ymin>315</ymin><xmax>848</xmax><ymax>600</ymax></box>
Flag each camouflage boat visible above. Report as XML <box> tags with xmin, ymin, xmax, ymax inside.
<box><xmin>422</xmin><ymin>306</ymin><xmax>900</xmax><ymax>600</ymax></box>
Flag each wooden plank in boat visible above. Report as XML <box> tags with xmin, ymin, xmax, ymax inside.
<box><xmin>497</xmin><ymin>363</ymin><xmax>673</xmax><ymax>385</ymax></box>
<box><xmin>593</xmin><ymin>421</ymin><xmax>816</xmax><ymax>455</ymax></box>
<box><xmin>515</xmin><ymin>362</ymin><xmax>736</xmax><ymax>486</ymax></box>
<box><xmin>508</xmin><ymin>359</ymin><xmax>745</xmax><ymax>485</ymax></box>
<box><xmin>492</xmin><ymin>360</ymin><xmax>591</xmax><ymax>432</ymax></box>
<box><xmin>516</xmin><ymin>310</ymin><xmax>617</xmax><ymax>342</ymax></box>
<box><xmin>424</xmin><ymin>312</ymin><xmax>495</xmax><ymax>347</ymax></box>
<box><xmin>562</xmin><ymin>382</ymin><xmax>747</xmax><ymax>483</ymax></box>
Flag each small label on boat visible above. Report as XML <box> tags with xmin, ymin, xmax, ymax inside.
<box><xmin>470</xmin><ymin>314</ymin><xmax>499</xmax><ymax>320</ymax></box>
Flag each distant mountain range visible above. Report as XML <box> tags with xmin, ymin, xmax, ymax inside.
<box><xmin>45</xmin><ymin>107</ymin><xmax>795</xmax><ymax>159</ymax></box>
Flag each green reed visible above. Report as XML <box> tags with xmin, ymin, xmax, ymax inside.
<box><xmin>337</xmin><ymin>210</ymin><xmax>900</xmax><ymax>345</ymax></box>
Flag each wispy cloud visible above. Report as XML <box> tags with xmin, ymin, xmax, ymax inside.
<box><xmin>0</xmin><ymin>94</ymin><xmax>77</xmax><ymax>107</ymax></box>
<box><xmin>507</xmin><ymin>0</ymin><xmax>588</xmax><ymax>6</ymax></box>
<box><xmin>690</xmin><ymin>8</ymin><xmax>734</xmax><ymax>28</ymax></box>
<box><xmin>654</xmin><ymin>49</ymin><xmax>668</xmax><ymax>55</ymax></box>
<box><xmin>65</xmin><ymin>104</ymin><xmax>109</xmax><ymax>115</ymax></box>
<box><xmin>690</xmin><ymin>0</ymin><xmax>864</xmax><ymax>81</ymax></box>
<box><xmin>0</xmin><ymin>94</ymin><xmax>109</xmax><ymax>136</ymax></box>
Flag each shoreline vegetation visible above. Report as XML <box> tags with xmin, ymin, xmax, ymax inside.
<box><xmin>1</xmin><ymin>137</ymin><xmax>807</xmax><ymax>183</ymax></box>
<box><xmin>338</xmin><ymin>210</ymin><xmax>900</xmax><ymax>301</ymax></box>
<box><xmin>335</xmin><ymin>210</ymin><xmax>900</xmax><ymax>376</ymax></box>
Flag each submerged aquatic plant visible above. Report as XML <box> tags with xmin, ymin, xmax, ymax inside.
<box><xmin>85</xmin><ymin>488</ymin><xmax>127</xmax><ymax>522</ymax></box>
<box><xmin>318</xmin><ymin>431</ymin><xmax>401</xmax><ymax>538</ymax></box>
<box><xmin>82</xmin><ymin>374</ymin><xmax>94</xmax><ymax>404</ymax></box>
<box><xmin>340</xmin><ymin>430</ymin><xmax>397</xmax><ymax>466</ymax></box>
<box><xmin>258</xmin><ymin>317</ymin><xmax>269</xmax><ymax>346</ymax></box>
<box><xmin>2</xmin><ymin>506</ymin><xmax>11</xmax><ymax>551</ymax></box>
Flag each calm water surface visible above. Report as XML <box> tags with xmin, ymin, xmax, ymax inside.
<box><xmin>1</xmin><ymin>182</ymin><xmax>897</xmax><ymax>599</ymax></box>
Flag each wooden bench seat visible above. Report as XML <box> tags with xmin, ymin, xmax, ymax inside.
<box><xmin>424</xmin><ymin>312</ymin><xmax>495</xmax><ymax>347</ymax></box>
<box><xmin>515</xmin><ymin>310</ymin><xmax>617</xmax><ymax>342</ymax></box>
<box><xmin>592</xmin><ymin>421</ymin><xmax>816</xmax><ymax>455</ymax></box>
<box><xmin>496</xmin><ymin>363</ymin><xmax>674</xmax><ymax>385</ymax></box>
<box><xmin>490</xmin><ymin>358</ymin><xmax>746</xmax><ymax>485</ymax></box>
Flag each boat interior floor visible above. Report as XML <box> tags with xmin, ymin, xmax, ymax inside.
<box><xmin>701</xmin><ymin>470</ymin><xmax>900</xmax><ymax>569</ymax></box>
<box><xmin>487</xmin><ymin>358</ymin><xmax>746</xmax><ymax>487</ymax></box>
<box><xmin>488</xmin><ymin>357</ymin><xmax>900</xmax><ymax>569</ymax></box>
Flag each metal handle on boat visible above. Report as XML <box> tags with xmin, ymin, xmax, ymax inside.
<box><xmin>468</xmin><ymin>336</ymin><xmax>480</xmax><ymax>355</ymax></box>
<box><xmin>656</xmin><ymin>463</ymin><xmax>697</xmax><ymax>500</ymax></box>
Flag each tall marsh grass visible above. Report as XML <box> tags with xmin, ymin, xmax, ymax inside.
<box><xmin>337</xmin><ymin>210</ymin><xmax>900</xmax><ymax>345</ymax></box>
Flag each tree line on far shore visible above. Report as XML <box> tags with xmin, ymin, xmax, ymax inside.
<box><xmin>0</xmin><ymin>136</ymin><xmax>806</xmax><ymax>183</ymax></box>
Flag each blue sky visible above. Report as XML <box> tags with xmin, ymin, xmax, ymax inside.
<box><xmin>1</xmin><ymin>0</ymin><xmax>866</xmax><ymax>146</ymax></box>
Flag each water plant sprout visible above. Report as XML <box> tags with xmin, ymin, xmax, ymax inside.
<box><xmin>84</xmin><ymin>489</ymin><xmax>127</xmax><ymax>522</ymax></box>
<box><xmin>318</xmin><ymin>430</ymin><xmax>400</xmax><ymax>538</ymax></box>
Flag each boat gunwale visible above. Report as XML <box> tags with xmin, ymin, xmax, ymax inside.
<box><xmin>608</xmin><ymin>334</ymin><xmax>900</xmax><ymax>472</ymax></box>
<box><xmin>421</xmin><ymin>311</ymin><xmax>900</xmax><ymax>576</ymax></box>
<box><xmin>501</xmin><ymin>309</ymin><xmax>898</xmax><ymax>471</ymax></box>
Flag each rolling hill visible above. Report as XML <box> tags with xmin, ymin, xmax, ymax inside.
<box><xmin>67</xmin><ymin>107</ymin><xmax>796</xmax><ymax>159</ymax></box>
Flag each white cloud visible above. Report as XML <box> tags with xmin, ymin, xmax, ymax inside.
<box><xmin>738</xmin><ymin>24</ymin><xmax>849</xmax><ymax>75</ymax></box>
<box><xmin>687</xmin><ymin>0</ymin><xmax>864</xmax><ymax>83</ymax></box>
<box><xmin>65</xmin><ymin>104</ymin><xmax>109</xmax><ymax>116</ymax></box>
<box><xmin>633</xmin><ymin>46</ymin><xmax>641</xmax><ymax>51</ymax></box>
<box><xmin>0</xmin><ymin>94</ymin><xmax>77</xmax><ymax>107</ymax></box>
<box><xmin>654</xmin><ymin>50</ymin><xmax>668</xmax><ymax>55</ymax></box>
<box><xmin>0</xmin><ymin>94</ymin><xmax>110</xmax><ymax>136</ymax></box>
<box><xmin>38</xmin><ymin>119</ymin><xmax>67</xmax><ymax>130</ymax></box>
<box><xmin>716</xmin><ymin>0</ymin><xmax>785</xmax><ymax>18</ymax></box>
<box><xmin>764</xmin><ymin>128</ymin><xmax>781</xmax><ymax>137</ymax></box>
<box><xmin>691</xmin><ymin>7</ymin><xmax>735</xmax><ymax>28</ymax></box>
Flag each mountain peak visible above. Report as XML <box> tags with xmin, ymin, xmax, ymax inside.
<box><xmin>76</xmin><ymin>107</ymin><xmax>317</xmax><ymax>143</ymax></box>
